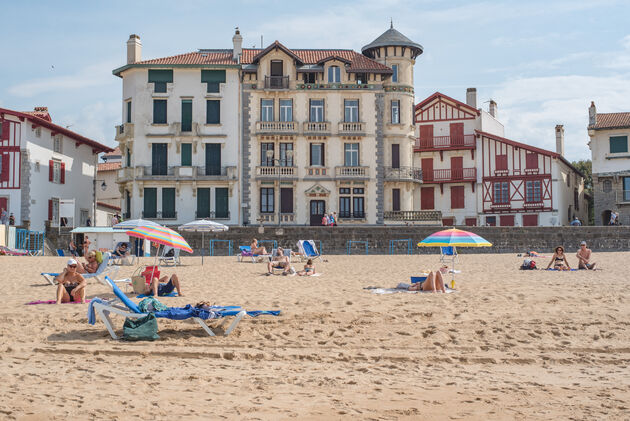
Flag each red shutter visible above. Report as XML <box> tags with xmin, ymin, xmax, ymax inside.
<box><xmin>500</xmin><ymin>215</ymin><xmax>515</xmax><ymax>226</ymax></box>
<box><xmin>1</xmin><ymin>153</ymin><xmax>9</xmax><ymax>182</ymax></box>
<box><xmin>442</xmin><ymin>217</ymin><xmax>454</xmax><ymax>226</ymax></box>
<box><xmin>465</xmin><ymin>218</ymin><xmax>477</xmax><ymax>226</ymax></box>
<box><xmin>60</xmin><ymin>162</ymin><xmax>65</xmax><ymax>184</ymax></box>
<box><xmin>419</xmin><ymin>125</ymin><xmax>434</xmax><ymax>147</ymax></box>
<box><xmin>496</xmin><ymin>155</ymin><xmax>508</xmax><ymax>171</ymax></box>
<box><xmin>421</xmin><ymin>158</ymin><xmax>433</xmax><ymax>182</ymax></box>
<box><xmin>49</xmin><ymin>160</ymin><xmax>54</xmax><ymax>181</ymax></box>
<box><xmin>523</xmin><ymin>214</ymin><xmax>538</xmax><ymax>226</ymax></box>
<box><xmin>526</xmin><ymin>153</ymin><xmax>538</xmax><ymax>169</ymax></box>
<box><xmin>451</xmin><ymin>186</ymin><xmax>465</xmax><ymax>209</ymax></box>
<box><xmin>421</xmin><ymin>187</ymin><xmax>434</xmax><ymax>210</ymax></box>
<box><xmin>48</xmin><ymin>199</ymin><xmax>53</xmax><ymax>220</ymax></box>
<box><xmin>451</xmin><ymin>156</ymin><xmax>463</xmax><ymax>180</ymax></box>
<box><xmin>449</xmin><ymin>123</ymin><xmax>464</xmax><ymax>145</ymax></box>
<box><xmin>1</xmin><ymin>121</ymin><xmax>10</xmax><ymax>141</ymax></box>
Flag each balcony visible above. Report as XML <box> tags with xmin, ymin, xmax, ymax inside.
<box><xmin>414</xmin><ymin>135</ymin><xmax>476</xmax><ymax>151</ymax></box>
<box><xmin>135</xmin><ymin>166</ymin><xmax>237</xmax><ymax>181</ymax></box>
<box><xmin>115</xmin><ymin>123</ymin><xmax>134</xmax><ymax>141</ymax></box>
<box><xmin>422</xmin><ymin>168</ymin><xmax>477</xmax><ymax>183</ymax></box>
<box><xmin>117</xmin><ymin>167</ymin><xmax>136</xmax><ymax>183</ymax></box>
<box><xmin>338</xmin><ymin>121</ymin><xmax>365</xmax><ymax>136</ymax></box>
<box><xmin>385</xmin><ymin>166</ymin><xmax>423</xmax><ymax>183</ymax></box>
<box><xmin>523</xmin><ymin>201</ymin><xmax>544</xmax><ymax>209</ymax></box>
<box><xmin>255</xmin><ymin>121</ymin><xmax>298</xmax><ymax>135</ymax></box>
<box><xmin>335</xmin><ymin>166</ymin><xmax>369</xmax><ymax>179</ymax></box>
<box><xmin>255</xmin><ymin>166</ymin><xmax>297</xmax><ymax>179</ymax></box>
<box><xmin>384</xmin><ymin>210</ymin><xmax>443</xmax><ymax>224</ymax></box>
<box><xmin>338</xmin><ymin>211</ymin><xmax>366</xmax><ymax>220</ymax></box>
<box><xmin>141</xmin><ymin>211</ymin><xmax>178</xmax><ymax>220</ymax></box>
<box><xmin>303</xmin><ymin>121</ymin><xmax>331</xmax><ymax>135</ymax></box>
<box><xmin>195</xmin><ymin>211</ymin><xmax>231</xmax><ymax>220</ymax></box>
<box><xmin>264</xmin><ymin>75</ymin><xmax>289</xmax><ymax>89</ymax></box>
<box><xmin>171</xmin><ymin>122</ymin><xmax>199</xmax><ymax>136</ymax></box>
<box><xmin>195</xmin><ymin>166</ymin><xmax>238</xmax><ymax>180</ymax></box>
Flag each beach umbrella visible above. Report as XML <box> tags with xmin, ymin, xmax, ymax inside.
<box><xmin>417</xmin><ymin>228</ymin><xmax>492</xmax><ymax>287</ymax></box>
<box><xmin>178</xmin><ymin>219</ymin><xmax>229</xmax><ymax>265</ymax></box>
<box><xmin>126</xmin><ymin>225</ymin><xmax>193</xmax><ymax>279</ymax></box>
<box><xmin>113</xmin><ymin>218</ymin><xmax>163</xmax><ymax>230</ymax></box>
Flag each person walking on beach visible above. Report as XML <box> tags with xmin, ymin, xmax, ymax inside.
<box><xmin>576</xmin><ymin>241</ymin><xmax>596</xmax><ymax>269</ymax></box>
<box><xmin>82</xmin><ymin>235</ymin><xmax>91</xmax><ymax>257</ymax></box>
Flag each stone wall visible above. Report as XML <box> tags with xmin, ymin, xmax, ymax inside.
<box><xmin>45</xmin><ymin>225</ymin><xmax>630</xmax><ymax>255</ymax></box>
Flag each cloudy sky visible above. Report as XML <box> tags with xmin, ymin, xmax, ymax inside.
<box><xmin>2</xmin><ymin>0</ymin><xmax>629</xmax><ymax>162</ymax></box>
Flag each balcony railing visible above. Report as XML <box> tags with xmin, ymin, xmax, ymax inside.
<box><xmin>195</xmin><ymin>211</ymin><xmax>231</xmax><ymax>220</ymax></box>
<box><xmin>338</xmin><ymin>121</ymin><xmax>365</xmax><ymax>134</ymax></box>
<box><xmin>415</xmin><ymin>134</ymin><xmax>476</xmax><ymax>151</ymax></box>
<box><xmin>303</xmin><ymin>121</ymin><xmax>331</xmax><ymax>134</ymax></box>
<box><xmin>142</xmin><ymin>211</ymin><xmax>178</xmax><ymax>220</ymax></box>
<box><xmin>255</xmin><ymin>166</ymin><xmax>297</xmax><ymax>177</ymax></box>
<box><xmin>335</xmin><ymin>166</ymin><xmax>369</xmax><ymax>178</ymax></box>
<box><xmin>115</xmin><ymin>123</ymin><xmax>134</xmax><ymax>141</ymax></box>
<box><xmin>195</xmin><ymin>166</ymin><xmax>238</xmax><ymax>179</ymax></box>
<box><xmin>264</xmin><ymin>75</ymin><xmax>289</xmax><ymax>89</ymax></box>
<box><xmin>385</xmin><ymin>166</ymin><xmax>423</xmax><ymax>183</ymax></box>
<box><xmin>384</xmin><ymin>210</ymin><xmax>443</xmax><ymax>223</ymax></box>
<box><xmin>255</xmin><ymin>121</ymin><xmax>298</xmax><ymax>134</ymax></box>
<box><xmin>117</xmin><ymin>167</ymin><xmax>135</xmax><ymax>182</ymax></box>
<box><xmin>135</xmin><ymin>166</ymin><xmax>237</xmax><ymax>179</ymax></box>
<box><xmin>422</xmin><ymin>168</ymin><xmax>477</xmax><ymax>183</ymax></box>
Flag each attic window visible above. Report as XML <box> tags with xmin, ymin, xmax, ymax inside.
<box><xmin>148</xmin><ymin>69</ymin><xmax>173</xmax><ymax>93</ymax></box>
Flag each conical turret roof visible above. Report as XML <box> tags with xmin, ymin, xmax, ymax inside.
<box><xmin>362</xmin><ymin>24</ymin><xmax>423</xmax><ymax>59</ymax></box>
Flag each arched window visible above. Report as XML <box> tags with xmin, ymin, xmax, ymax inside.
<box><xmin>328</xmin><ymin>66</ymin><xmax>340</xmax><ymax>83</ymax></box>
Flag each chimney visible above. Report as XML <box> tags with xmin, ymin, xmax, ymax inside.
<box><xmin>466</xmin><ymin>88</ymin><xmax>477</xmax><ymax>109</ymax></box>
<box><xmin>232</xmin><ymin>27</ymin><xmax>243</xmax><ymax>63</ymax></box>
<box><xmin>555</xmin><ymin>124</ymin><xmax>565</xmax><ymax>156</ymax></box>
<box><xmin>126</xmin><ymin>34</ymin><xmax>142</xmax><ymax>64</ymax></box>
<box><xmin>588</xmin><ymin>101</ymin><xmax>597</xmax><ymax>126</ymax></box>
<box><xmin>489</xmin><ymin>99</ymin><xmax>497</xmax><ymax>118</ymax></box>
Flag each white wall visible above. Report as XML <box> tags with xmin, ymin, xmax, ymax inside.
<box><xmin>479</xmin><ymin>110</ymin><xmax>505</xmax><ymax>137</ymax></box>
<box><xmin>589</xmin><ymin>128</ymin><xmax>630</xmax><ymax>174</ymax></box>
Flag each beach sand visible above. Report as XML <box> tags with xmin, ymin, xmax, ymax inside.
<box><xmin>1</xmin><ymin>252</ymin><xmax>629</xmax><ymax>420</ymax></box>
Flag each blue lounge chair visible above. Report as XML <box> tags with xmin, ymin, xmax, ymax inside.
<box><xmin>41</xmin><ymin>252</ymin><xmax>120</xmax><ymax>286</ymax></box>
<box><xmin>297</xmin><ymin>240</ymin><xmax>322</xmax><ymax>262</ymax></box>
<box><xmin>237</xmin><ymin>245</ymin><xmax>271</xmax><ymax>263</ymax></box>
<box><xmin>440</xmin><ymin>246</ymin><xmax>459</xmax><ymax>264</ymax></box>
<box><xmin>56</xmin><ymin>249</ymin><xmax>66</xmax><ymax>257</ymax></box>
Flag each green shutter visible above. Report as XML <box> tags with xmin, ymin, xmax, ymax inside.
<box><xmin>148</xmin><ymin>69</ymin><xmax>173</xmax><ymax>83</ymax></box>
<box><xmin>197</xmin><ymin>188</ymin><xmax>210</xmax><ymax>218</ymax></box>
<box><xmin>153</xmin><ymin>100</ymin><xmax>167</xmax><ymax>124</ymax></box>
<box><xmin>206</xmin><ymin>100</ymin><xmax>220</xmax><ymax>124</ymax></box>
<box><xmin>162</xmin><ymin>188</ymin><xmax>176</xmax><ymax>218</ymax></box>
<box><xmin>215</xmin><ymin>188</ymin><xmax>229</xmax><ymax>219</ymax></box>
<box><xmin>144</xmin><ymin>188</ymin><xmax>157</xmax><ymax>218</ymax></box>
<box><xmin>205</xmin><ymin>143</ymin><xmax>221</xmax><ymax>175</ymax></box>
<box><xmin>610</xmin><ymin>136</ymin><xmax>628</xmax><ymax>154</ymax></box>
<box><xmin>201</xmin><ymin>70</ymin><xmax>226</xmax><ymax>93</ymax></box>
<box><xmin>181</xmin><ymin>143</ymin><xmax>192</xmax><ymax>166</ymax></box>
<box><xmin>181</xmin><ymin>99</ymin><xmax>192</xmax><ymax>132</ymax></box>
<box><xmin>151</xmin><ymin>143</ymin><xmax>168</xmax><ymax>175</ymax></box>
<box><xmin>126</xmin><ymin>101</ymin><xmax>132</xmax><ymax>123</ymax></box>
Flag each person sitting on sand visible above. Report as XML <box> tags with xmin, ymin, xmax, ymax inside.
<box><xmin>250</xmin><ymin>238</ymin><xmax>268</xmax><ymax>255</ymax></box>
<box><xmin>55</xmin><ymin>259</ymin><xmax>87</xmax><ymax>304</ymax></box>
<box><xmin>408</xmin><ymin>267</ymin><xmax>447</xmax><ymax>293</ymax></box>
<box><xmin>266</xmin><ymin>247</ymin><xmax>291</xmax><ymax>276</ymax></box>
<box><xmin>297</xmin><ymin>259</ymin><xmax>316</xmax><ymax>276</ymax></box>
<box><xmin>546</xmin><ymin>246</ymin><xmax>571</xmax><ymax>270</ymax></box>
<box><xmin>143</xmin><ymin>273</ymin><xmax>183</xmax><ymax>297</ymax></box>
<box><xmin>576</xmin><ymin>241</ymin><xmax>596</xmax><ymax>270</ymax></box>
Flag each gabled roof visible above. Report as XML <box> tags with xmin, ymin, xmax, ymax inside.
<box><xmin>415</xmin><ymin>92</ymin><xmax>480</xmax><ymax>115</ymax></box>
<box><xmin>475</xmin><ymin>130</ymin><xmax>584</xmax><ymax>178</ymax></box>
<box><xmin>362</xmin><ymin>25</ymin><xmax>423</xmax><ymax>58</ymax></box>
<box><xmin>104</xmin><ymin>146</ymin><xmax>121</xmax><ymax>158</ymax></box>
<box><xmin>251</xmin><ymin>41</ymin><xmax>304</xmax><ymax>64</ymax></box>
<box><xmin>21</xmin><ymin>107</ymin><xmax>51</xmax><ymax>122</ymax></box>
<box><xmin>588</xmin><ymin>112</ymin><xmax>630</xmax><ymax>130</ymax></box>
<box><xmin>316</xmin><ymin>55</ymin><xmax>352</xmax><ymax>65</ymax></box>
<box><xmin>0</xmin><ymin>107</ymin><xmax>113</xmax><ymax>153</ymax></box>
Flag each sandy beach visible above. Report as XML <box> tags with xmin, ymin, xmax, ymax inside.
<box><xmin>1</xmin><ymin>252</ymin><xmax>629</xmax><ymax>420</ymax></box>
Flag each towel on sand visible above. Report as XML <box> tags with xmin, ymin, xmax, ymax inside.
<box><xmin>26</xmin><ymin>299</ymin><xmax>91</xmax><ymax>305</ymax></box>
<box><xmin>136</xmin><ymin>292</ymin><xmax>178</xmax><ymax>298</ymax></box>
<box><xmin>364</xmin><ymin>284</ymin><xmax>457</xmax><ymax>294</ymax></box>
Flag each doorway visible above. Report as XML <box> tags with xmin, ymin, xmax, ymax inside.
<box><xmin>310</xmin><ymin>200</ymin><xmax>325</xmax><ymax>226</ymax></box>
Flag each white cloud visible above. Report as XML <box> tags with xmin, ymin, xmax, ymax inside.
<box><xmin>57</xmin><ymin>101</ymin><xmax>120</xmax><ymax>147</ymax></box>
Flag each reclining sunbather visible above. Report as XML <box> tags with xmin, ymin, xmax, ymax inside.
<box><xmin>55</xmin><ymin>259</ymin><xmax>87</xmax><ymax>304</ymax></box>
<box><xmin>267</xmin><ymin>247</ymin><xmax>291</xmax><ymax>275</ymax></box>
<box><xmin>407</xmin><ymin>268</ymin><xmax>447</xmax><ymax>293</ymax></box>
<box><xmin>546</xmin><ymin>246</ymin><xmax>571</xmax><ymax>270</ymax></box>
<box><xmin>251</xmin><ymin>238</ymin><xmax>268</xmax><ymax>255</ymax></box>
<box><xmin>76</xmin><ymin>251</ymin><xmax>99</xmax><ymax>274</ymax></box>
<box><xmin>143</xmin><ymin>273</ymin><xmax>184</xmax><ymax>297</ymax></box>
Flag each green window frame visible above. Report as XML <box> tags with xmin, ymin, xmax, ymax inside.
<box><xmin>215</xmin><ymin>188</ymin><xmax>229</xmax><ymax>219</ymax></box>
<box><xmin>206</xmin><ymin>100</ymin><xmax>220</xmax><ymax>124</ymax></box>
<box><xmin>143</xmin><ymin>188</ymin><xmax>157</xmax><ymax>218</ymax></box>
<box><xmin>181</xmin><ymin>99</ymin><xmax>192</xmax><ymax>132</ymax></box>
<box><xmin>148</xmin><ymin>69</ymin><xmax>173</xmax><ymax>93</ymax></box>
<box><xmin>201</xmin><ymin>70</ymin><xmax>226</xmax><ymax>93</ymax></box>
<box><xmin>162</xmin><ymin>188</ymin><xmax>176</xmax><ymax>219</ymax></box>
<box><xmin>197</xmin><ymin>188</ymin><xmax>211</xmax><ymax>218</ymax></box>
<box><xmin>126</xmin><ymin>101</ymin><xmax>132</xmax><ymax>123</ymax></box>
<box><xmin>609</xmin><ymin>136</ymin><xmax>628</xmax><ymax>154</ymax></box>
<box><xmin>181</xmin><ymin>143</ymin><xmax>192</xmax><ymax>166</ymax></box>
<box><xmin>153</xmin><ymin>99</ymin><xmax>167</xmax><ymax>124</ymax></box>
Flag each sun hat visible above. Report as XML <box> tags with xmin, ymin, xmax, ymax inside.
<box><xmin>67</xmin><ymin>258</ymin><xmax>78</xmax><ymax>266</ymax></box>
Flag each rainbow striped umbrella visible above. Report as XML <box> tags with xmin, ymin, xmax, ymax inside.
<box><xmin>417</xmin><ymin>228</ymin><xmax>492</xmax><ymax>248</ymax></box>
<box><xmin>126</xmin><ymin>225</ymin><xmax>193</xmax><ymax>254</ymax></box>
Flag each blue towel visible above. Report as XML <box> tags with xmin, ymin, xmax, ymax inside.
<box><xmin>87</xmin><ymin>297</ymin><xmax>106</xmax><ymax>325</ymax></box>
<box><xmin>221</xmin><ymin>309</ymin><xmax>282</xmax><ymax>317</ymax></box>
<box><xmin>546</xmin><ymin>268</ymin><xmax>578</xmax><ymax>271</ymax></box>
<box><xmin>136</xmin><ymin>292</ymin><xmax>178</xmax><ymax>298</ymax></box>
<box><xmin>153</xmin><ymin>304</ymin><xmax>218</xmax><ymax>320</ymax></box>
<box><xmin>42</xmin><ymin>272</ymin><xmax>60</xmax><ymax>276</ymax></box>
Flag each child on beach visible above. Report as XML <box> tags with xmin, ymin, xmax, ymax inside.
<box><xmin>297</xmin><ymin>259</ymin><xmax>316</xmax><ymax>276</ymax></box>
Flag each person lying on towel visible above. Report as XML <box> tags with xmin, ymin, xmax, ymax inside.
<box><xmin>55</xmin><ymin>259</ymin><xmax>87</xmax><ymax>304</ymax></box>
<box><xmin>408</xmin><ymin>267</ymin><xmax>447</xmax><ymax>293</ymax></box>
<box><xmin>297</xmin><ymin>259</ymin><xmax>316</xmax><ymax>276</ymax></box>
<box><xmin>143</xmin><ymin>273</ymin><xmax>184</xmax><ymax>297</ymax></box>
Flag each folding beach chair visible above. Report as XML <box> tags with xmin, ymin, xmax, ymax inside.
<box><xmin>0</xmin><ymin>246</ymin><xmax>29</xmax><ymax>256</ymax></box>
<box><xmin>296</xmin><ymin>240</ymin><xmax>322</xmax><ymax>262</ymax></box>
<box><xmin>237</xmin><ymin>246</ymin><xmax>271</xmax><ymax>263</ymax></box>
<box><xmin>56</xmin><ymin>249</ymin><xmax>66</xmax><ymax>257</ymax></box>
<box><xmin>41</xmin><ymin>252</ymin><xmax>121</xmax><ymax>286</ymax></box>
<box><xmin>158</xmin><ymin>246</ymin><xmax>180</xmax><ymax>266</ymax></box>
<box><xmin>439</xmin><ymin>246</ymin><xmax>459</xmax><ymax>264</ymax></box>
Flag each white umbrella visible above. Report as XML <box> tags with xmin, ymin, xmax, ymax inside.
<box><xmin>113</xmin><ymin>219</ymin><xmax>163</xmax><ymax>258</ymax></box>
<box><xmin>178</xmin><ymin>219</ymin><xmax>229</xmax><ymax>264</ymax></box>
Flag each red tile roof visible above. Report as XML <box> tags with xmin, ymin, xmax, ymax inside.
<box><xmin>22</xmin><ymin>107</ymin><xmax>52</xmax><ymax>122</ymax></box>
<box><xmin>137</xmin><ymin>50</ymin><xmax>235</xmax><ymax>65</ymax></box>
<box><xmin>589</xmin><ymin>112</ymin><xmax>630</xmax><ymax>130</ymax></box>
<box><xmin>104</xmin><ymin>147</ymin><xmax>121</xmax><ymax>157</ymax></box>
<box><xmin>98</xmin><ymin>162</ymin><xmax>121</xmax><ymax>172</ymax></box>
<box><xmin>97</xmin><ymin>201</ymin><xmax>121</xmax><ymax>212</ymax></box>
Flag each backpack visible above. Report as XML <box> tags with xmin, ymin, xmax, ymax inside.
<box><xmin>521</xmin><ymin>259</ymin><xmax>537</xmax><ymax>270</ymax></box>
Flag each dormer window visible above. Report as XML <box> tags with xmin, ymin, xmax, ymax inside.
<box><xmin>148</xmin><ymin>69</ymin><xmax>173</xmax><ymax>93</ymax></box>
<box><xmin>201</xmin><ymin>70</ymin><xmax>226</xmax><ymax>93</ymax></box>
<box><xmin>356</xmin><ymin>73</ymin><xmax>368</xmax><ymax>84</ymax></box>
<box><xmin>328</xmin><ymin>66</ymin><xmax>340</xmax><ymax>83</ymax></box>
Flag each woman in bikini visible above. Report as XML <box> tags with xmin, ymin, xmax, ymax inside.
<box><xmin>408</xmin><ymin>267</ymin><xmax>447</xmax><ymax>293</ymax></box>
<box><xmin>546</xmin><ymin>246</ymin><xmax>571</xmax><ymax>270</ymax></box>
<box><xmin>297</xmin><ymin>259</ymin><xmax>316</xmax><ymax>276</ymax></box>
<box><xmin>55</xmin><ymin>259</ymin><xmax>87</xmax><ymax>304</ymax></box>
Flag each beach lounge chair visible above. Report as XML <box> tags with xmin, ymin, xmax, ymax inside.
<box><xmin>440</xmin><ymin>246</ymin><xmax>459</xmax><ymax>264</ymax></box>
<box><xmin>237</xmin><ymin>246</ymin><xmax>271</xmax><ymax>263</ymax></box>
<box><xmin>296</xmin><ymin>240</ymin><xmax>322</xmax><ymax>262</ymax></box>
<box><xmin>158</xmin><ymin>246</ymin><xmax>180</xmax><ymax>266</ymax></box>
<box><xmin>110</xmin><ymin>242</ymin><xmax>136</xmax><ymax>266</ymax></box>
<box><xmin>0</xmin><ymin>246</ymin><xmax>29</xmax><ymax>256</ymax></box>
<box><xmin>41</xmin><ymin>252</ymin><xmax>121</xmax><ymax>287</ymax></box>
<box><xmin>91</xmin><ymin>276</ymin><xmax>258</xmax><ymax>339</ymax></box>
<box><xmin>56</xmin><ymin>249</ymin><xmax>66</xmax><ymax>257</ymax></box>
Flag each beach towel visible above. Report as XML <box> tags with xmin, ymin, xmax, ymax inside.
<box><xmin>136</xmin><ymin>292</ymin><xmax>178</xmax><ymax>298</ymax></box>
<box><xmin>87</xmin><ymin>298</ymin><xmax>106</xmax><ymax>324</ymax></box>
<box><xmin>152</xmin><ymin>305</ymin><xmax>282</xmax><ymax>320</ymax></box>
<box><xmin>546</xmin><ymin>268</ymin><xmax>579</xmax><ymax>271</ymax></box>
<box><xmin>26</xmin><ymin>299</ymin><xmax>92</xmax><ymax>305</ymax></box>
<box><xmin>364</xmin><ymin>284</ymin><xmax>457</xmax><ymax>294</ymax></box>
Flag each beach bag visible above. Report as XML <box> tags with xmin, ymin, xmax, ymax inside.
<box><xmin>521</xmin><ymin>259</ymin><xmax>536</xmax><ymax>270</ymax></box>
<box><xmin>130</xmin><ymin>267</ymin><xmax>148</xmax><ymax>294</ymax></box>
<box><xmin>122</xmin><ymin>314</ymin><xmax>159</xmax><ymax>341</ymax></box>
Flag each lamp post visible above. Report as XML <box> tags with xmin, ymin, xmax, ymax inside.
<box><xmin>92</xmin><ymin>179</ymin><xmax>107</xmax><ymax>226</ymax></box>
<box><xmin>265</xmin><ymin>148</ymin><xmax>293</xmax><ymax>226</ymax></box>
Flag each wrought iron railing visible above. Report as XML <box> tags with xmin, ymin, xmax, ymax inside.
<box><xmin>385</xmin><ymin>166</ymin><xmax>422</xmax><ymax>182</ymax></box>
<box><xmin>264</xmin><ymin>76</ymin><xmax>289</xmax><ymax>89</ymax></box>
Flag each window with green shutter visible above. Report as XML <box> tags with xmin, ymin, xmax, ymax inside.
<box><xmin>148</xmin><ymin>69</ymin><xmax>173</xmax><ymax>93</ymax></box>
<box><xmin>205</xmin><ymin>143</ymin><xmax>221</xmax><ymax>175</ymax></box>
<box><xmin>143</xmin><ymin>188</ymin><xmax>157</xmax><ymax>218</ymax></box>
<box><xmin>206</xmin><ymin>100</ymin><xmax>220</xmax><ymax>124</ymax></box>
<box><xmin>197</xmin><ymin>188</ymin><xmax>210</xmax><ymax>218</ymax></box>
<box><xmin>181</xmin><ymin>99</ymin><xmax>192</xmax><ymax>132</ymax></box>
<box><xmin>609</xmin><ymin>136</ymin><xmax>628</xmax><ymax>154</ymax></box>
<box><xmin>162</xmin><ymin>188</ymin><xmax>176</xmax><ymax>219</ymax></box>
<box><xmin>201</xmin><ymin>70</ymin><xmax>226</xmax><ymax>93</ymax></box>
<box><xmin>153</xmin><ymin>99</ymin><xmax>167</xmax><ymax>124</ymax></box>
<box><xmin>215</xmin><ymin>188</ymin><xmax>229</xmax><ymax>219</ymax></box>
<box><xmin>126</xmin><ymin>101</ymin><xmax>132</xmax><ymax>123</ymax></box>
<box><xmin>181</xmin><ymin>143</ymin><xmax>192</xmax><ymax>166</ymax></box>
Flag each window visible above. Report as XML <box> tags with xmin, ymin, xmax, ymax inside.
<box><xmin>574</xmin><ymin>189</ymin><xmax>579</xmax><ymax>210</ymax></box>
<box><xmin>205</xmin><ymin>143</ymin><xmax>221</xmax><ymax>175</ymax></box>
<box><xmin>261</xmin><ymin>143</ymin><xmax>274</xmax><ymax>166</ymax></box>
<box><xmin>493</xmin><ymin>182</ymin><xmax>509</xmax><ymax>204</ymax></box>
<box><xmin>280</xmin><ymin>188</ymin><xmax>293</xmax><ymax>214</ymax></box>
<box><xmin>310</xmin><ymin>143</ymin><xmax>325</xmax><ymax>166</ymax></box>
<box><xmin>356</xmin><ymin>73</ymin><xmax>368</xmax><ymax>84</ymax></box>
<box><xmin>525</xmin><ymin>180</ymin><xmax>541</xmax><ymax>203</ymax></box>
<box><xmin>162</xmin><ymin>188</ymin><xmax>176</xmax><ymax>219</ymax></box>
<box><xmin>52</xmin><ymin>161</ymin><xmax>62</xmax><ymax>184</ymax></box>
<box><xmin>124</xmin><ymin>190</ymin><xmax>131</xmax><ymax>219</ymax></box>
<box><xmin>181</xmin><ymin>143</ymin><xmax>192</xmax><ymax>166</ymax></box>
<box><xmin>344</xmin><ymin>143</ymin><xmax>359</xmax><ymax>167</ymax></box>
<box><xmin>609</xmin><ymin>136</ymin><xmax>628</xmax><ymax>154</ymax></box>
<box><xmin>197</xmin><ymin>188</ymin><xmax>210</xmax><ymax>218</ymax></box>
<box><xmin>279</xmin><ymin>143</ymin><xmax>293</xmax><ymax>167</ymax></box>
<box><xmin>309</xmin><ymin>99</ymin><xmax>324</xmax><ymax>122</ymax></box>
<box><xmin>496</xmin><ymin>154</ymin><xmax>508</xmax><ymax>171</ymax></box>
<box><xmin>603</xmin><ymin>179</ymin><xmax>612</xmax><ymax>192</ymax></box>
<box><xmin>391</xmin><ymin>64</ymin><xmax>398</xmax><ymax>83</ymax></box>
<box><xmin>338</xmin><ymin>187</ymin><xmax>364</xmax><ymax>218</ymax></box>
<box><xmin>148</xmin><ymin>69</ymin><xmax>173</xmax><ymax>93</ymax></box>
<box><xmin>624</xmin><ymin>177</ymin><xmax>630</xmax><ymax>201</ymax></box>
<box><xmin>567</xmin><ymin>172</ymin><xmax>571</xmax><ymax>187</ymax></box>
<box><xmin>53</xmin><ymin>135</ymin><xmax>62</xmax><ymax>154</ymax></box>
<box><xmin>391</xmin><ymin>100</ymin><xmax>400</xmax><ymax>124</ymax></box>
<box><xmin>344</xmin><ymin>100</ymin><xmax>359</xmax><ymax>123</ymax></box>
<box><xmin>153</xmin><ymin>100</ymin><xmax>167</xmax><ymax>124</ymax></box>
<box><xmin>392</xmin><ymin>188</ymin><xmax>400</xmax><ymax>212</ymax></box>
<box><xmin>143</xmin><ymin>187</ymin><xmax>157</xmax><ymax>218</ymax></box>
<box><xmin>260</xmin><ymin>188</ymin><xmax>274</xmax><ymax>213</ymax></box>
<box><xmin>215</xmin><ymin>187</ymin><xmax>229</xmax><ymax>218</ymax></box>
<box><xmin>126</xmin><ymin>101</ymin><xmax>132</xmax><ymax>123</ymax></box>
<box><xmin>303</xmin><ymin>73</ymin><xmax>316</xmax><ymax>84</ymax></box>
<box><xmin>328</xmin><ymin>66</ymin><xmax>340</xmax><ymax>83</ymax></box>
<box><xmin>126</xmin><ymin>149</ymin><xmax>131</xmax><ymax>167</ymax></box>
<box><xmin>201</xmin><ymin>70</ymin><xmax>226</xmax><ymax>93</ymax></box>
<box><xmin>526</xmin><ymin>152</ymin><xmax>538</xmax><ymax>169</ymax></box>
<box><xmin>181</xmin><ymin>99</ymin><xmax>192</xmax><ymax>132</ymax></box>
<box><xmin>206</xmin><ymin>100</ymin><xmax>220</xmax><ymax>124</ymax></box>
<box><xmin>261</xmin><ymin>99</ymin><xmax>274</xmax><ymax>122</ymax></box>
<box><xmin>279</xmin><ymin>99</ymin><xmax>293</xmax><ymax>122</ymax></box>
<box><xmin>486</xmin><ymin>216</ymin><xmax>497</xmax><ymax>226</ymax></box>
<box><xmin>451</xmin><ymin>186</ymin><xmax>465</xmax><ymax>209</ymax></box>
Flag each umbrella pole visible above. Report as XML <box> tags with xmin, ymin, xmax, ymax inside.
<box><xmin>202</xmin><ymin>232</ymin><xmax>204</xmax><ymax>265</ymax></box>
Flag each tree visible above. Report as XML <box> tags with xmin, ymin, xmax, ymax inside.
<box><xmin>572</xmin><ymin>159</ymin><xmax>593</xmax><ymax>225</ymax></box>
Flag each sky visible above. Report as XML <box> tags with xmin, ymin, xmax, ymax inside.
<box><xmin>1</xmin><ymin>0</ymin><xmax>629</xmax><ymax>163</ymax></box>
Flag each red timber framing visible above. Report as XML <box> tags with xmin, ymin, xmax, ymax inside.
<box><xmin>478</xmin><ymin>130</ymin><xmax>555</xmax><ymax>214</ymax></box>
<box><xmin>0</xmin><ymin>118</ymin><xmax>21</xmax><ymax>189</ymax></box>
